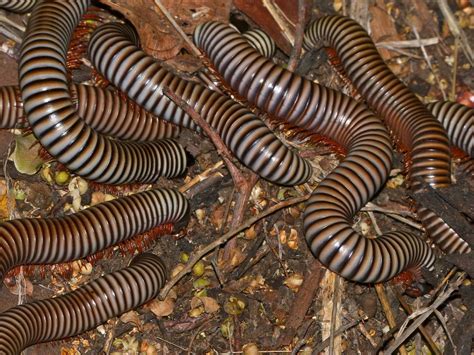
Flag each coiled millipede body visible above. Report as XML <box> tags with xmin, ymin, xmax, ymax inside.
<box><xmin>194</xmin><ymin>22</ymin><xmax>435</xmax><ymax>283</ymax></box>
<box><xmin>426</xmin><ymin>101</ymin><xmax>473</xmax><ymax>158</ymax></box>
<box><xmin>18</xmin><ymin>0</ymin><xmax>187</xmax><ymax>184</ymax></box>
<box><xmin>0</xmin><ymin>84</ymin><xmax>180</xmax><ymax>141</ymax></box>
<box><xmin>0</xmin><ymin>188</ymin><xmax>188</xmax><ymax>281</ymax></box>
<box><xmin>0</xmin><ymin>0</ymin><xmax>35</xmax><ymax>13</ymax></box>
<box><xmin>304</xmin><ymin>15</ymin><xmax>451</xmax><ymax>188</ymax></box>
<box><xmin>0</xmin><ymin>253</ymin><xmax>167</xmax><ymax>355</ymax></box>
<box><xmin>242</xmin><ymin>29</ymin><xmax>276</xmax><ymax>58</ymax></box>
<box><xmin>304</xmin><ymin>15</ymin><xmax>470</xmax><ymax>254</ymax></box>
<box><xmin>88</xmin><ymin>22</ymin><xmax>312</xmax><ymax>186</ymax></box>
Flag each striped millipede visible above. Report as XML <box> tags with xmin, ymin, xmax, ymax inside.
<box><xmin>0</xmin><ymin>84</ymin><xmax>180</xmax><ymax>141</ymax></box>
<box><xmin>0</xmin><ymin>252</ymin><xmax>167</xmax><ymax>355</ymax></box>
<box><xmin>88</xmin><ymin>22</ymin><xmax>312</xmax><ymax>186</ymax></box>
<box><xmin>304</xmin><ymin>16</ymin><xmax>452</xmax><ymax>189</ymax></box>
<box><xmin>18</xmin><ymin>0</ymin><xmax>188</xmax><ymax>184</ymax></box>
<box><xmin>194</xmin><ymin>22</ymin><xmax>435</xmax><ymax>283</ymax></box>
<box><xmin>426</xmin><ymin>101</ymin><xmax>473</xmax><ymax>158</ymax></box>
<box><xmin>0</xmin><ymin>0</ymin><xmax>35</xmax><ymax>13</ymax></box>
<box><xmin>0</xmin><ymin>188</ymin><xmax>188</xmax><ymax>282</ymax></box>
<box><xmin>303</xmin><ymin>15</ymin><xmax>470</xmax><ymax>254</ymax></box>
<box><xmin>242</xmin><ymin>29</ymin><xmax>276</xmax><ymax>58</ymax></box>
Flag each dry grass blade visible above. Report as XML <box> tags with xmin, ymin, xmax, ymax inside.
<box><xmin>436</xmin><ymin>0</ymin><xmax>473</xmax><ymax>65</ymax></box>
<box><xmin>385</xmin><ymin>274</ymin><xmax>465</xmax><ymax>353</ymax></box>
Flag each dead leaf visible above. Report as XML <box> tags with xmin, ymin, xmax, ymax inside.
<box><xmin>191</xmin><ymin>296</ymin><xmax>220</xmax><ymax>314</ymax></box>
<box><xmin>9</xmin><ymin>133</ymin><xmax>44</xmax><ymax>175</ymax></box>
<box><xmin>148</xmin><ymin>297</ymin><xmax>176</xmax><ymax>317</ymax></box>
<box><xmin>119</xmin><ymin>310</ymin><xmax>142</xmax><ymax>329</ymax></box>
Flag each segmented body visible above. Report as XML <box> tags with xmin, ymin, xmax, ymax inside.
<box><xmin>88</xmin><ymin>22</ymin><xmax>312</xmax><ymax>186</ymax></box>
<box><xmin>0</xmin><ymin>84</ymin><xmax>180</xmax><ymax>140</ymax></box>
<box><xmin>0</xmin><ymin>253</ymin><xmax>167</xmax><ymax>355</ymax></box>
<box><xmin>18</xmin><ymin>0</ymin><xmax>187</xmax><ymax>184</ymax></box>
<box><xmin>194</xmin><ymin>22</ymin><xmax>435</xmax><ymax>283</ymax></box>
<box><xmin>0</xmin><ymin>188</ymin><xmax>188</xmax><ymax>281</ymax></box>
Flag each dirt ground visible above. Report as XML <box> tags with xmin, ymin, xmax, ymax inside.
<box><xmin>0</xmin><ymin>0</ymin><xmax>473</xmax><ymax>354</ymax></box>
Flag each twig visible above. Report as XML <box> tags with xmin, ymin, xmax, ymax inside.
<box><xmin>152</xmin><ymin>0</ymin><xmax>201</xmax><ymax>56</ymax></box>
<box><xmin>361</xmin><ymin>204</ymin><xmax>423</xmax><ymax>231</ymax></box>
<box><xmin>433</xmin><ymin>309</ymin><xmax>456</xmax><ymax>355</ymax></box>
<box><xmin>412</xmin><ymin>25</ymin><xmax>447</xmax><ymax>100</ymax></box>
<box><xmin>159</xmin><ymin>193</ymin><xmax>311</xmax><ymax>299</ymax></box>
<box><xmin>450</xmin><ymin>36</ymin><xmax>459</xmax><ymax>102</ymax></box>
<box><xmin>278</xmin><ymin>259</ymin><xmax>324</xmax><ymax>347</ymax></box>
<box><xmin>287</xmin><ymin>0</ymin><xmax>307</xmax><ymax>72</ymax></box>
<box><xmin>178</xmin><ymin>161</ymin><xmax>224</xmax><ymax>193</ymax></box>
<box><xmin>376</xmin><ymin>37</ymin><xmax>439</xmax><ymax>49</ymax></box>
<box><xmin>163</xmin><ymin>86</ymin><xmax>236</xmax><ymax>167</ymax></box>
<box><xmin>0</xmin><ymin>11</ymin><xmax>25</xmax><ymax>31</ymax></box>
<box><xmin>262</xmin><ymin>0</ymin><xmax>295</xmax><ymax>45</ymax></box>
<box><xmin>375</xmin><ymin>283</ymin><xmax>408</xmax><ymax>355</ymax></box>
<box><xmin>329</xmin><ymin>275</ymin><xmax>341</xmax><ymax>355</ymax></box>
<box><xmin>385</xmin><ymin>274</ymin><xmax>465</xmax><ymax>353</ymax></box>
<box><xmin>394</xmin><ymin>289</ymin><xmax>442</xmax><ymax>355</ymax></box>
<box><xmin>311</xmin><ymin>320</ymin><xmax>359</xmax><ymax>354</ymax></box>
<box><xmin>437</xmin><ymin>0</ymin><xmax>474</xmax><ymax>65</ymax></box>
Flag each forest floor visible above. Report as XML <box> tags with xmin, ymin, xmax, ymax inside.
<box><xmin>0</xmin><ymin>0</ymin><xmax>472</xmax><ymax>354</ymax></box>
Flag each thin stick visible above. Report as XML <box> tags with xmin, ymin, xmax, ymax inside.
<box><xmin>375</xmin><ymin>283</ymin><xmax>408</xmax><ymax>355</ymax></box>
<box><xmin>376</xmin><ymin>37</ymin><xmax>439</xmax><ymax>49</ymax></box>
<box><xmin>450</xmin><ymin>36</ymin><xmax>459</xmax><ymax>102</ymax></box>
<box><xmin>179</xmin><ymin>161</ymin><xmax>224</xmax><ymax>193</ymax></box>
<box><xmin>385</xmin><ymin>274</ymin><xmax>465</xmax><ymax>353</ymax></box>
<box><xmin>412</xmin><ymin>25</ymin><xmax>447</xmax><ymax>100</ymax></box>
<box><xmin>287</xmin><ymin>0</ymin><xmax>307</xmax><ymax>72</ymax></box>
<box><xmin>329</xmin><ymin>275</ymin><xmax>341</xmax><ymax>355</ymax></box>
<box><xmin>437</xmin><ymin>0</ymin><xmax>473</xmax><ymax>65</ymax></box>
<box><xmin>311</xmin><ymin>320</ymin><xmax>359</xmax><ymax>354</ymax></box>
<box><xmin>159</xmin><ymin>193</ymin><xmax>311</xmax><ymax>299</ymax></box>
<box><xmin>152</xmin><ymin>0</ymin><xmax>201</xmax><ymax>56</ymax></box>
<box><xmin>394</xmin><ymin>289</ymin><xmax>442</xmax><ymax>355</ymax></box>
<box><xmin>262</xmin><ymin>0</ymin><xmax>295</xmax><ymax>44</ymax></box>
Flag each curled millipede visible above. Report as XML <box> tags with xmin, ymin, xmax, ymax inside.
<box><xmin>303</xmin><ymin>15</ymin><xmax>470</xmax><ymax>254</ymax></box>
<box><xmin>18</xmin><ymin>0</ymin><xmax>187</xmax><ymax>184</ymax></box>
<box><xmin>0</xmin><ymin>253</ymin><xmax>167</xmax><ymax>355</ymax></box>
<box><xmin>304</xmin><ymin>15</ymin><xmax>452</xmax><ymax>189</ymax></box>
<box><xmin>426</xmin><ymin>101</ymin><xmax>473</xmax><ymax>158</ymax></box>
<box><xmin>242</xmin><ymin>29</ymin><xmax>276</xmax><ymax>58</ymax></box>
<box><xmin>194</xmin><ymin>22</ymin><xmax>435</xmax><ymax>283</ymax></box>
<box><xmin>0</xmin><ymin>0</ymin><xmax>35</xmax><ymax>13</ymax></box>
<box><xmin>0</xmin><ymin>84</ymin><xmax>180</xmax><ymax>141</ymax></box>
<box><xmin>0</xmin><ymin>188</ymin><xmax>188</xmax><ymax>282</ymax></box>
<box><xmin>88</xmin><ymin>22</ymin><xmax>312</xmax><ymax>186</ymax></box>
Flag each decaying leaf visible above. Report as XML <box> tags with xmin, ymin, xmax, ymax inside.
<box><xmin>148</xmin><ymin>297</ymin><xmax>176</xmax><ymax>317</ymax></box>
<box><xmin>191</xmin><ymin>295</ymin><xmax>220</xmax><ymax>313</ymax></box>
<box><xmin>283</xmin><ymin>273</ymin><xmax>304</xmax><ymax>292</ymax></box>
<box><xmin>9</xmin><ymin>133</ymin><xmax>44</xmax><ymax>175</ymax></box>
<box><xmin>119</xmin><ymin>310</ymin><xmax>142</xmax><ymax>329</ymax></box>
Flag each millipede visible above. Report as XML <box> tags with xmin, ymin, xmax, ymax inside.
<box><xmin>0</xmin><ymin>253</ymin><xmax>167</xmax><ymax>355</ymax></box>
<box><xmin>87</xmin><ymin>22</ymin><xmax>312</xmax><ymax>186</ymax></box>
<box><xmin>303</xmin><ymin>15</ymin><xmax>470</xmax><ymax>254</ymax></box>
<box><xmin>194</xmin><ymin>22</ymin><xmax>435</xmax><ymax>283</ymax></box>
<box><xmin>0</xmin><ymin>188</ymin><xmax>188</xmax><ymax>282</ymax></box>
<box><xmin>17</xmin><ymin>0</ymin><xmax>187</xmax><ymax>184</ymax></box>
<box><xmin>0</xmin><ymin>84</ymin><xmax>180</xmax><ymax>141</ymax></box>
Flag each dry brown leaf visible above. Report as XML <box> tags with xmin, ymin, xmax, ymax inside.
<box><xmin>148</xmin><ymin>297</ymin><xmax>176</xmax><ymax>317</ymax></box>
<box><xmin>6</xmin><ymin>277</ymin><xmax>34</xmax><ymax>296</ymax></box>
<box><xmin>191</xmin><ymin>295</ymin><xmax>220</xmax><ymax>314</ymax></box>
<box><xmin>119</xmin><ymin>310</ymin><xmax>142</xmax><ymax>329</ymax></box>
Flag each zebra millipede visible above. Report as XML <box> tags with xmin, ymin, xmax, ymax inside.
<box><xmin>0</xmin><ymin>0</ymin><xmax>36</xmax><ymax>13</ymax></box>
<box><xmin>0</xmin><ymin>188</ymin><xmax>188</xmax><ymax>282</ymax></box>
<box><xmin>0</xmin><ymin>84</ymin><xmax>180</xmax><ymax>140</ymax></box>
<box><xmin>18</xmin><ymin>0</ymin><xmax>187</xmax><ymax>184</ymax></box>
<box><xmin>303</xmin><ymin>15</ymin><xmax>470</xmax><ymax>254</ymax></box>
<box><xmin>193</xmin><ymin>22</ymin><xmax>435</xmax><ymax>283</ymax></box>
<box><xmin>87</xmin><ymin>22</ymin><xmax>312</xmax><ymax>186</ymax></box>
<box><xmin>0</xmin><ymin>253</ymin><xmax>167</xmax><ymax>355</ymax></box>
